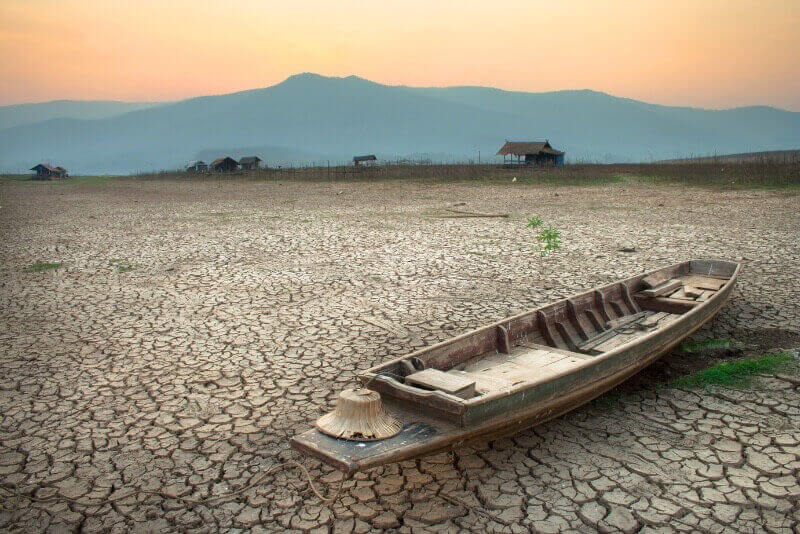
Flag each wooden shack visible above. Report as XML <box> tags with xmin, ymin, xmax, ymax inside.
<box><xmin>239</xmin><ymin>156</ymin><xmax>262</xmax><ymax>170</ymax></box>
<box><xmin>497</xmin><ymin>141</ymin><xmax>564</xmax><ymax>166</ymax></box>
<box><xmin>353</xmin><ymin>155</ymin><xmax>377</xmax><ymax>167</ymax></box>
<box><xmin>186</xmin><ymin>160</ymin><xmax>208</xmax><ymax>173</ymax></box>
<box><xmin>30</xmin><ymin>163</ymin><xmax>68</xmax><ymax>179</ymax></box>
<box><xmin>210</xmin><ymin>157</ymin><xmax>239</xmax><ymax>173</ymax></box>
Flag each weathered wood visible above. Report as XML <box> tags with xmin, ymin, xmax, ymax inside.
<box><xmin>634</xmin><ymin>296</ymin><xmax>697</xmax><ymax>314</ymax></box>
<box><xmin>578</xmin><ymin>328</ymin><xmax>621</xmax><ymax>353</ymax></box>
<box><xmin>641</xmin><ymin>271</ymin><xmax>671</xmax><ymax>289</ymax></box>
<box><xmin>518</xmin><ymin>342</ymin><xmax>595</xmax><ymax>360</ymax></box>
<box><xmin>594</xmin><ymin>290</ymin><xmax>612</xmax><ymax>322</ymax></box>
<box><xmin>584</xmin><ymin>309</ymin><xmax>607</xmax><ymax>331</ymax></box>
<box><xmin>406</xmin><ymin>369</ymin><xmax>477</xmax><ymax>399</ymax></box>
<box><xmin>578</xmin><ymin>311</ymin><xmax>649</xmax><ymax>353</ymax></box>
<box><xmin>607</xmin><ymin>311</ymin><xmax>648</xmax><ymax>329</ymax></box>
<box><xmin>591</xmin><ymin>331</ymin><xmax>638</xmax><ymax>354</ymax></box>
<box><xmin>566</xmin><ymin>299</ymin><xmax>589</xmax><ymax>340</ymax></box>
<box><xmin>640</xmin><ymin>279</ymin><xmax>682</xmax><ymax>298</ymax></box>
<box><xmin>682</xmin><ymin>275</ymin><xmax>726</xmax><ymax>291</ymax></box>
<box><xmin>610</xmin><ymin>299</ymin><xmax>626</xmax><ymax>317</ymax></box>
<box><xmin>668</xmin><ymin>288</ymin><xmax>697</xmax><ymax>301</ymax></box>
<box><xmin>696</xmin><ymin>290</ymin><xmax>714</xmax><ymax>302</ymax></box>
<box><xmin>689</xmin><ymin>260</ymin><xmax>737</xmax><ymax>279</ymax></box>
<box><xmin>537</xmin><ymin>311</ymin><xmax>558</xmax><ymax>347</ymax></box>
<box><xmin>555</xmin><ymin>321</ymin><xmax>580</xmax><ymax>351</ymax></box>
<box><xmin>496</xmin><ymin>325</ymin><xmax>511</xmax><ymax>354</ymax></box>
<box><xmin>292</xmin><ymin>259</ymin><xmax>741</xmax><ymax>474</ymax></box>
<box><xmin>620</xmin><ymin>283</ymin><xmax>642</xmax><ymax>313</ymax></box>
<box><xmin>640</xmin><ymin>311</ymin><xmax>669</xmax><ymax>328</ymax></box>
<box><xmin>683</xmin><ymin>286</ymin><xmax>703</xmax><ymax>298</ymax></box>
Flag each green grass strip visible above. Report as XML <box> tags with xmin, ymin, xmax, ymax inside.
<box><xmin>674</xmin><ymin>352</ymin><xmax>795</xmax><ymax>389</ymax></box>
<box><xmin>23</xmin><ymin>261</ymin><xmax>62</xmax><ymax>273</ymax></box>
<box><xmin>679</xmin><ymin>338</ymin><xmax>733</xmax><ymax>352</ymax></box>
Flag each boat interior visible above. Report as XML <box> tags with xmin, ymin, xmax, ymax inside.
<box><xmin>364</xmin><ymin>260</ymin><xmax>738</xmax><ymax>403</ymax></box>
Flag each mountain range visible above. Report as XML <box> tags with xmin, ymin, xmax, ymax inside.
<box><xmin>1</xmin><ymin>73</ymin><xmax>797</xmax><ymax>174</ymax></box>
<box><xmin>0</xmin><ymin>100</ymin><xmax>160</xmax><ymax>130</ymax></box>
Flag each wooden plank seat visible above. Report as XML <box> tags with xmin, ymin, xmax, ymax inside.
<box><xmin>446</xmin><ymin>345</ymin><xmax>588</xmax><ymax>395</ymax></box>
<box><xmin>635</xmin><ymin>274</ymin><xmax>727</xmax><ymax>313</ymax></box>
<box><xmin>405</xmin><ymin>369</ymin><xmax>477</xmax><ymax>399</ymax></box>
<box><xmin>680</xmin><ymin>274</ymin><xmax>727</xmax><ymax>291</ymax></box>
<box><xmin>640</xmin><ymin>279</ymin><xmax>682</xmax><ymax>298</ymax></box>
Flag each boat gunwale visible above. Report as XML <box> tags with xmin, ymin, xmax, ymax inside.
<box><xmin>292</xmin><ymin>272</ymin><xmax>736</xmax><ymax>474</ymax></box>
<box><xmin>360</xmin><ymin>259</ymin><xmax>741</xmax><ymax>410</ymax></box>
<box><xmin>465</xmin><ymin>259</ymin><xmax>741</xmax><ymax>405</ymax></box>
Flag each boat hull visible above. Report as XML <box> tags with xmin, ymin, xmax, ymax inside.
<box><xmin>292</xmin><ymin>259</ymin><xmax>740</xmax><ymax>474</ymax></box>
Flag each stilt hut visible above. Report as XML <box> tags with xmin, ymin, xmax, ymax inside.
<box><xmin>210</xmin><ymin>157</ymin><xmax>239</xmax><ymax>173</ymax></box>
<box><xmin>353</xmin><ymin>155</ymin><xmax>377</xmax><ymax>167</ymax></box>
<box><xmin>30</xmin><ymin>163</ymin><xmax>68</xmax><ymax>179</ymax></box>
<box><xmin>186</xmin><ymin>160</ymin><xmax>208</xmax><ymax>173</ymax></box>
<box><xmin>239</xmin><ymin>156</ymin><xmax>262</xmax><ymax>170</ymax></box>
<box><xmin>497</xmin><ymin>141</ymin><xmax>565</xmax><ymax>166</ymax></box>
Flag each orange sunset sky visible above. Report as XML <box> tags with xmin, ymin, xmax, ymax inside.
<box><xmin>1</xmin><ymin>0</ymin><xmax>798</xmax><ymax>110</ymax></box>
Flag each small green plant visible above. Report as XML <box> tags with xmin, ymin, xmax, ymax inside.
<box><xmin>526</xmin><ymin>216</ymin><xmax>544</xmax><ymax>229</ymax></box>
<box><xmin>526</xmin><ymin>216</ymin><xmax>561</xmax><ymax>256</ymax></box>
<box><xmin>536</xmin><ymin>225</ymin><xmax>561</xmax><ymax>256</ymax></box>
<box><xmin>674</xmin><ymin>352</ymin><xmax>795</xmax><ymax>389</ymax></box>
<box><xmin>110</xmin><ymin>258</ymin><xmax>135</xmax><ymax>273</ymax></box>
<box><xmin>24</xmin><ymin>261</ymin><xmax>62</xmax><ymax>273</ymax></box>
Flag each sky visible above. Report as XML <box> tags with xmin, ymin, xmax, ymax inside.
<box><xmin>1</xmin><ymin>0</ymin><xmax>798</xmax><ymax>110</ymax></box>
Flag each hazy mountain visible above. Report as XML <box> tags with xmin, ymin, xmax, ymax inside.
<box><xmin>0</xmin><ymin>100</ymin><xmax>161</xmax><ymax>130</ymax></box>
<box><xmin>1</xmin><ymin>73</ymin><xmax>797</xmax><ymax>174</ymax></box>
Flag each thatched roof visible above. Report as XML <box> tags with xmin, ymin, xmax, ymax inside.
<box><xmin>353</xmin><ymin>154</ymin><xmax>377</xmax><ymax>162</ymax></box>
<box><xmin>496</xmin><ymin>141</ymin><xmax>564</xmax><ymax>156</ymax></box>
<box><xmin>239</xmin><ymin>156</ymin><xmax>261</xmax><ymax>165</ymax></box>
<box><xmin>211</xmin><ymin>157</ymin><xmax>238</xmax><ymax>167</ymax></box>
<box><xmin>30</xmin><ymin>163</ymin><xmax>59</xmax><ymax>172</ymax></box>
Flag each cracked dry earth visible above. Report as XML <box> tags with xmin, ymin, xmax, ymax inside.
<box><xmin>1</xmin><ymin>177</ymin><xmax>799</xmax><ymax>533</ymax></box>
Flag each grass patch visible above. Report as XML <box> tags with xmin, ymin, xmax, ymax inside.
<box><xmin>674</xmin><ymin>352</ymin><xmax>795</xmax><ymax>389</ymax></box>
<box><xmin>110</xmin><ymin>258</ymin><xmax>135</xmax><ymax>273</ymax></box>
<box><xmin>23</xmin><ymin>261</ymin><xmax>62</xmax><ymax>273</ymax></box>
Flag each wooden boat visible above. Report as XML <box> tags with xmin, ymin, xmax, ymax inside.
<box><xmin>292</xmin><ymin>259</ymin><xmax>740</xmax><ymax>474</ymax></box>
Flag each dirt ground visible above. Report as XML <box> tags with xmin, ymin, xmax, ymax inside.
<box><xmin>1</xmin><ymin>177</ymin><xmax>799</xmax><ymax>533</ymax></box>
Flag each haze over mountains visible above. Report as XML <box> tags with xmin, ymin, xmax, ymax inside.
<box><xmin>0</xmin><ymin>100</ymin><xmax>161</xmax><ymax>130</ymax></box>
<box><xmin>1</xmin><ymin>73</ymin><xmax>798</xmax><ymax>175</ymax></box>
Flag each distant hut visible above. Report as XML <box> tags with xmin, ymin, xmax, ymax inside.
<box><xmin>239</xmin><ymin>156</ymin><xmax>262</xmax><ymax>170</ymax></box>
<box><xmin>30</xmin><ymin>163</ymin><xmax>68</xmax><ymax>180</ymax></box>
<box><xmin>185</xmin><ymin>160</ymin><xmax>208</xmax><ymax>173</ymax></box>
<box><xmin>353</xmin><ymin>154</ymin><xmax>377</xmax><ymax>167</ymax></box>
<box><xmin>496</xmin><ymin>141</ymin><xmax>564</xmax><ymax>166</ymax></box>
<box><xmin>210</xmin><ymin>157</ymin><xmax>239</xmax><ymax>173</ymax></box>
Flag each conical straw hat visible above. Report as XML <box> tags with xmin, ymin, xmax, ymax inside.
<box><xmin>316</xmin><ymin>388</ymin><xmax>401</xmax><ymax>441</ymax></box>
